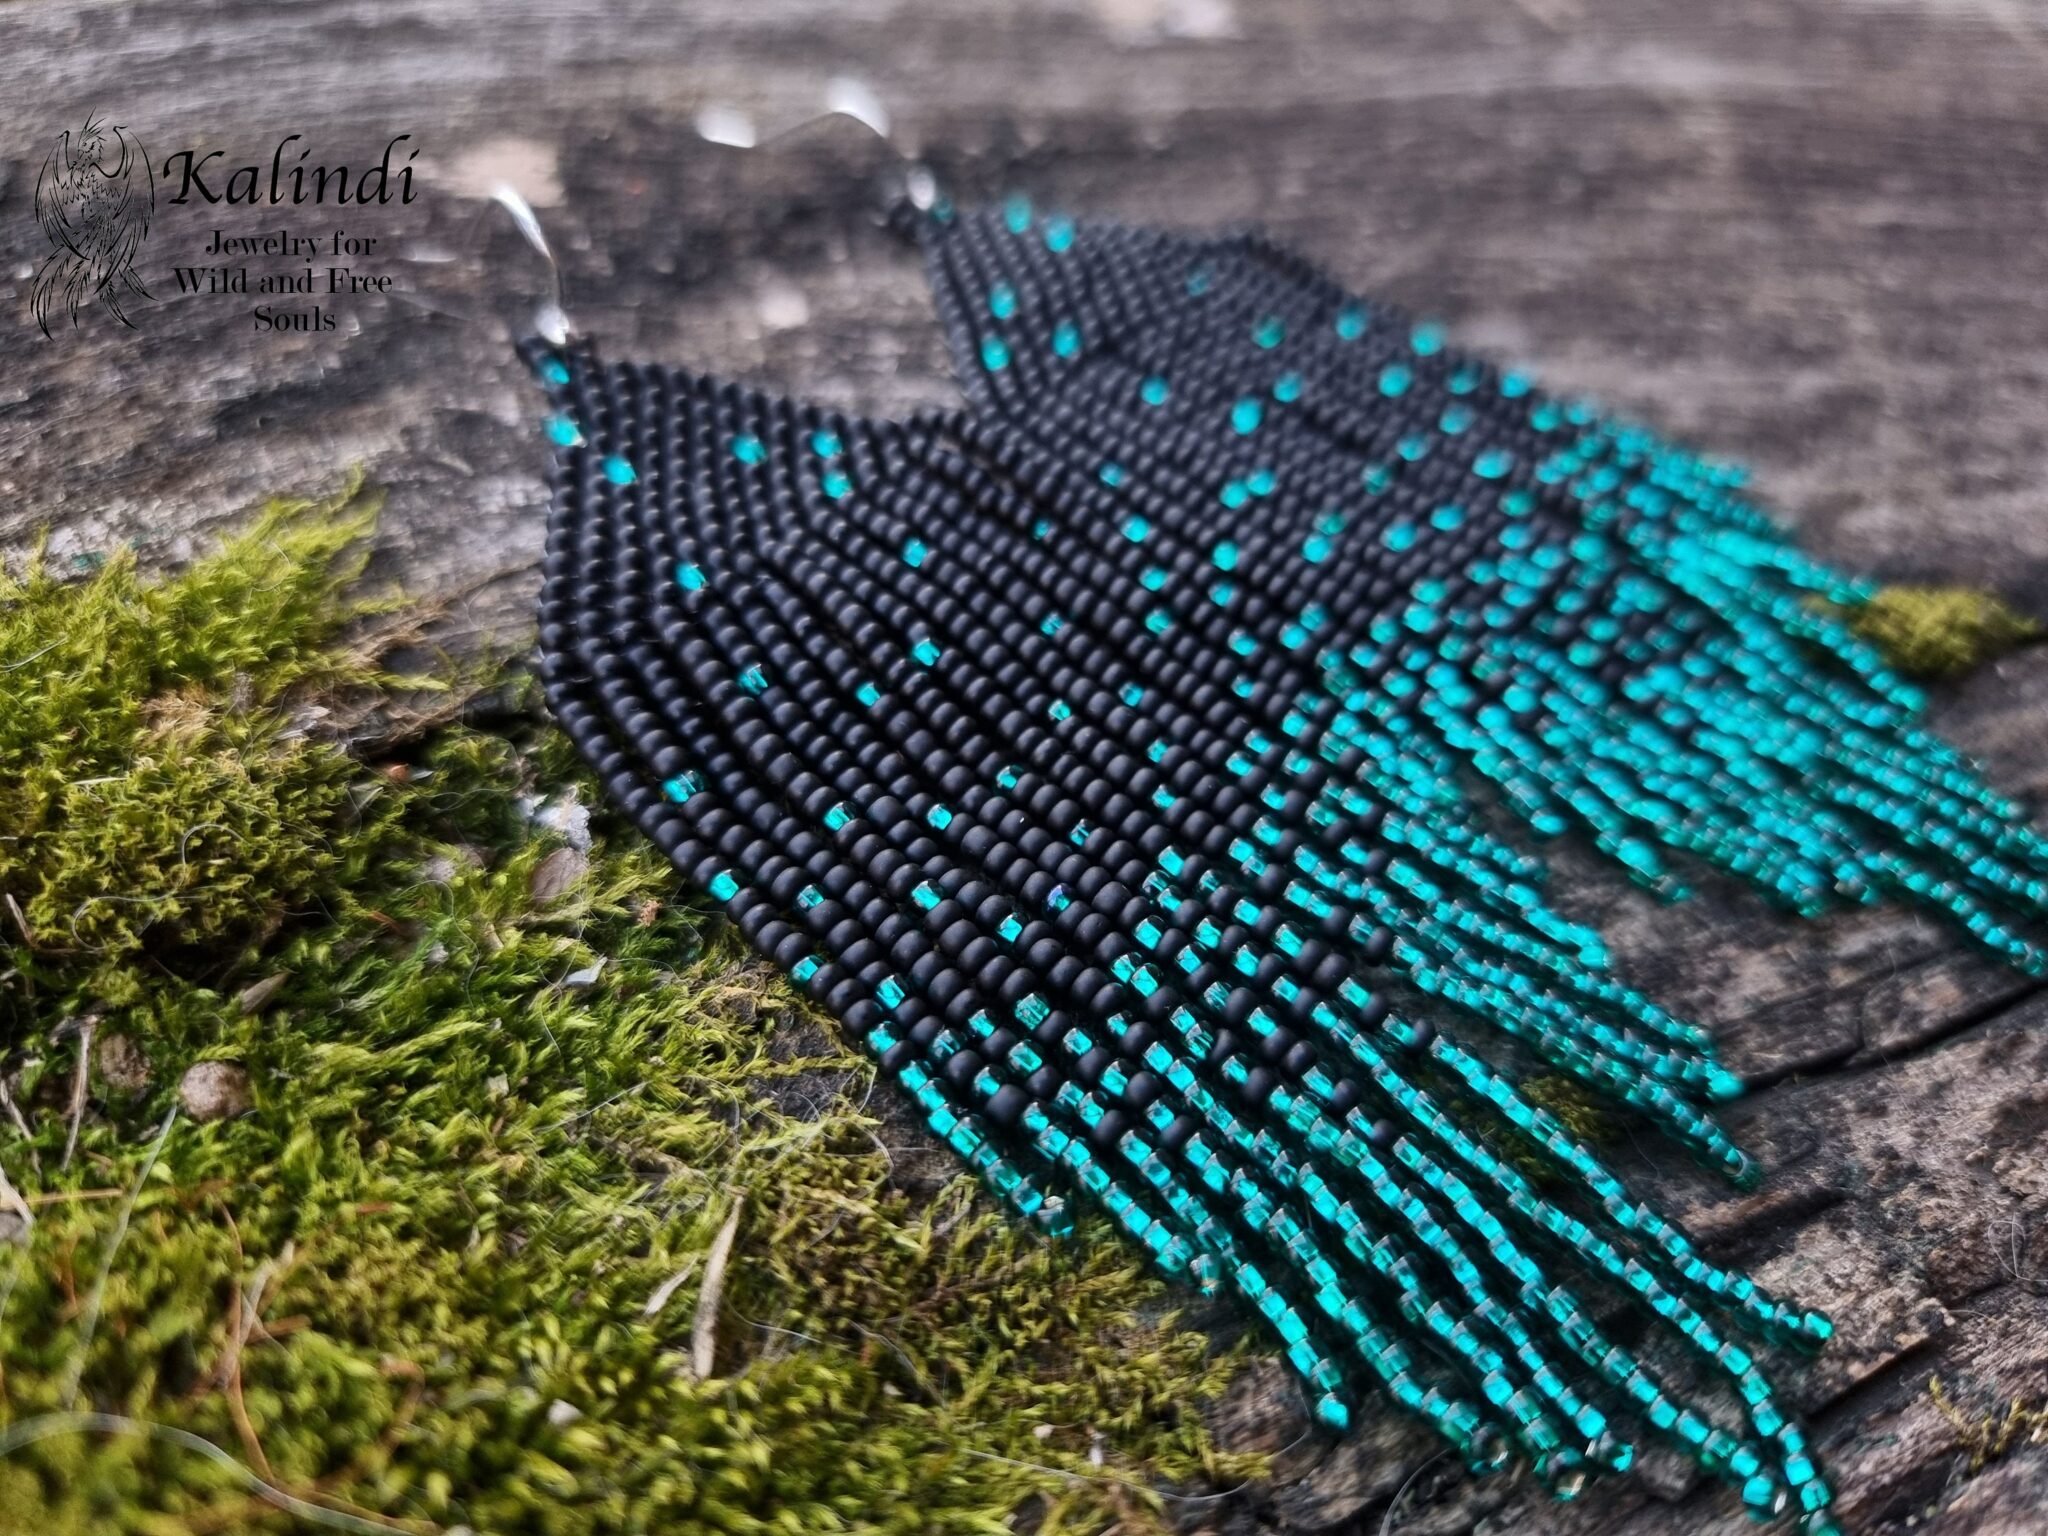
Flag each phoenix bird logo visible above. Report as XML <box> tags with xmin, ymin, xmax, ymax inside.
<box><xmin>32</xmin><ymin>113</ymin><xmax>155</xmax><ymax>335</ymax></box>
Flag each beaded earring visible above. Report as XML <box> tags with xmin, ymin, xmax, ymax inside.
<box><xmin>913</xmin><ymin>197</ymin><xmax>2048</xmax><ymax>972</ymax></box>
<box><xmin>510</xmin><ymin>148</ymin><xmax>2048</xmax><ymax>1528</ymax></box>
<box><xmin>523</xmin><ymin>287</ymin><xmax>1873</xmax><ymax>1528</ymax></box>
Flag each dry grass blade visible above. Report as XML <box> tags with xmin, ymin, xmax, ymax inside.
<box><xmin>643</xmin><ymin>1256</ymin><xmax>700</xmax><ymax>1320</ymax></box>
<box><xmin>0</xmin><ymin>1159</ymin><xmax>32</xmax><ymax>1242</ymax></box>
<box><xmin>61</xmin><ymin>1017</ymin><xmax>96</xmax><ymax>1171</ymax></box>
<box><xmin>60</xmin><ymin>1106</ymin><xmax>176</xmax><ymax>1407</ymax></box>
<box><xmin>690</xmin><ymin>1198</ymin><xmax>745</xmax><ymax>1380</ymax></box>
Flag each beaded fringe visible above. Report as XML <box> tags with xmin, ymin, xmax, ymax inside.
<box><xmin>523</xmin><ymin>201</ymin><xmax>2045</xmax><ymax>1532</ymax></box>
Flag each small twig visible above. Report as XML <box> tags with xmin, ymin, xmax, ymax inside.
<box><xmin>689</xmin><ymin>1197</ymin><xmax>745</xmax><ymax>1379</ymax></box>
<box><xmin>2</xmin><ymin>892</ymin><xmax>34</xmax><ymax>949</ymax></box>
<box><xmin>0</xmin><ymin>1411</ymin><xmax>422</xmax><ymax>1536</ymax></box>
<box><xmin>0</xmin><ymin>1158</ymin><xmax>32</xmax><ymax>1239</ymax></box>
<box><xmin>61</xmin><ymin>1016</ymin><xmax>96</xmax><ymax>1171</ymax></box>
<box><xmin>60</xmin><ymin>1105</ymin><xmax>176</xmax><ymax>1407</ymax></box>
<box><xmin>0</xmin><ymin>1073</ymin><xmax>37</xmax><ymax>1176</ymax></box>
<box><xmin>219</xmin><ymin>1256</ymin><xmax>280</xmax><ymax>1476</ymax></box>
<box><xmin>25</xmin><ymin>1187</ymin><xmax>124</xmax><ymax>1206</ymax></box>
<box><xmin>642</xmin><ymin>1255</ymin><xmax>700</xmax><ymax>1319</ymax></box>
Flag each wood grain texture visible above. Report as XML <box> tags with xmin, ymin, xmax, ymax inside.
<box><xmin>3</xmin><ymin>2</ymin><xmax>2047</xmax><ymax>1531</ymax></box>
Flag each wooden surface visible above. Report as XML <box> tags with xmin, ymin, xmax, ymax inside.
<box><xmin>4</xmin><ymin>2</ymin><xmax>2048</xmax><ymax>1532</ymax></box>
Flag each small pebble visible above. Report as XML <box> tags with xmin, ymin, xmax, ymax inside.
<box><xmin>95</xmin><ymin>1032</ymin><xmax>152</xmax><ymax>1094</ymax></box>
<box><xmin>531</xmin><ymin>846</ymin><xmax>589</xmax><ymax>906</ymax></box>
<box><xmin>179</xmin><ymin>1061</ymin><xmax>252</xmax><ymax>1122</ymax></box>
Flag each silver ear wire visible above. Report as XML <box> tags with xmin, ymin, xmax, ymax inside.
<box><xmin>823</xmin><ymin>77</ymin><xmax>890</xmax><ymax>142</ymax></box>
<box><xmin>485</xmin><ymin>98</ymin><xmax>931</xmax><ymax>345</ymax></box>
<box><xmin>902</xmin><ymin>162</ymin><xmax>939</xmax><ymax>213</ymax></box>
<box><xmin>490</xmin><ymin>184</ymin><xmax>571</xmax><ymax>345</ymax></box>
<box><xmin>696</xmin><ymin>89</ymin><xmax>943</xmax><ymax>216</ymax></box>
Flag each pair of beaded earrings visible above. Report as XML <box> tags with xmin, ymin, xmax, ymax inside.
<box><xmin>522</xmin><ymin>188</ymin><xmax>2048</xmax><ymax>1533</ymax></box>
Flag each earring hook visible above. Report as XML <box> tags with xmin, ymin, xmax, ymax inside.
<box><xmin>485</xmin><ymin>91</ymin><xmax>935</xmax><ymax>345</ymax></box>
<box><xmin>697</xmin><ymin>86</ymin><xmax>942</xmax><ymax>213</ymax></box>
<box><xmin>490</xmin><ymin>184</ymin><xmax>571</xmax><ymax>345</ymax></box>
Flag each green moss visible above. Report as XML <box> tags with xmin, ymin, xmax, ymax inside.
<box><xmin>0</xmin><ymin>475</ymin><xmax>399</xmax><ymax>996</ymax></box>
<box><xmin>1488</xmin><ymin>1074</ymin><xmax>1617</xmax><ymax>1189</ymax></box>
<box><xmin>1929</xmin><ymin>1374</ymin><xmax>2048</xmax><ymax>1474</ymax></box>
<box><xmin>1516</xmin><ymin>1075</ymin><xmax>1618</xmax><ymax>1146</ymax></box>
<box><xmin>1824</xmin><ymin>584</ymin><xmax>2040</xmax><ymax>681</ymax></box>
<box><xmin>0</xmin><ymin>494</ymin><xmax>1253</xmax><ymax>1534</ymax></box>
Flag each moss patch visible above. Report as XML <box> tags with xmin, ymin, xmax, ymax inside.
<box><xmin>1929</xmin><ymin>1375</ymin><xmax>2048</xmax><ymax>1476</ymax></box>
<box><xmin>1825</xmin><ymin>584</ymin><xmax>2040</xmax><ymax>681</ymax></box>
<box><xmin>0</xmin><ymin>494</ymin><xmax>1251</xmax><ymax>1534</ymax></box>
